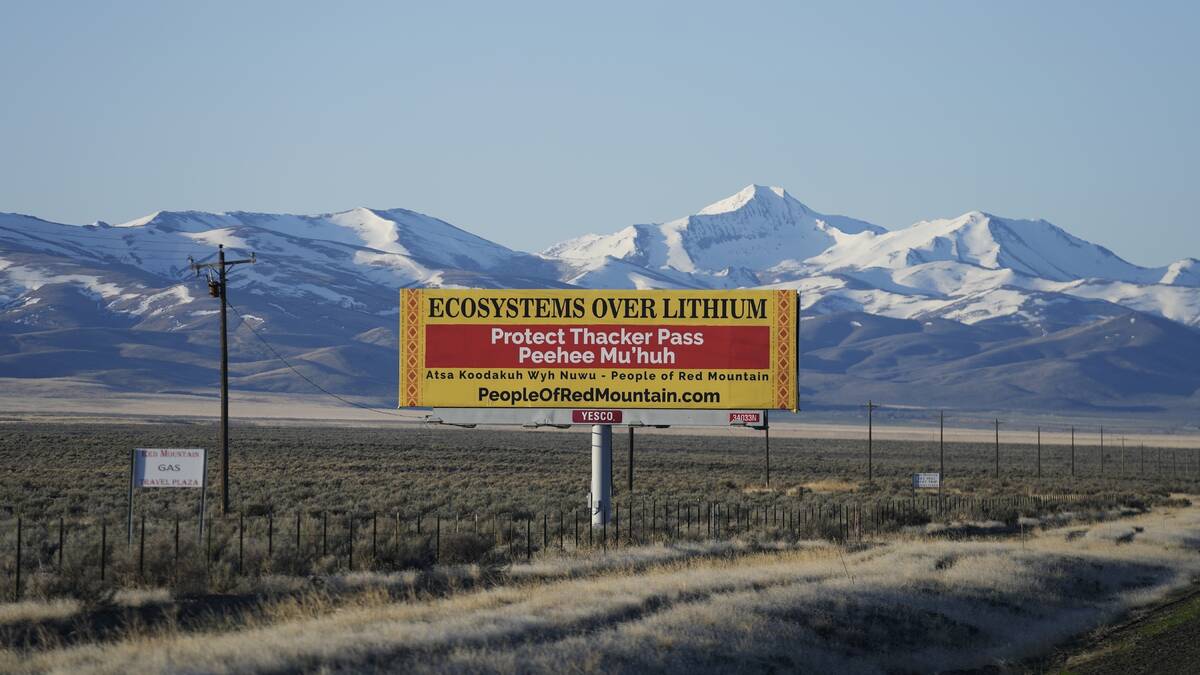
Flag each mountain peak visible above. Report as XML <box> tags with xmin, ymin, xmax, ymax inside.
<box><xmin>697</xmin><ymin>184</ymin><xmax>797</xmax><ymax>216</ymax></box>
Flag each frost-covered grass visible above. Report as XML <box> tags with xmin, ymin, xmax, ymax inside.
<box><xmin>5</xmin><ymin>500</ymin><xmax>1200</xmax><ymax>674</ymax></box>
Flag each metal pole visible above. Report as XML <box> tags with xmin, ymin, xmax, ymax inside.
<box><xmin>627</xmin><ymin>426</ymin><xmax>634</xmax><ymax>495</ymax></box>
<box><xmin>764</xmin><ymin>410</ymin><xmax>771</xmax><ymax>488</ymax></box>
<box><xmin>128</xmin><ymin>449</ymin><xmax>136</xmax><ymax>545</ymax></box>
<box><xmin>219</xmin><ymin>245</ymin><xmax>230</xmax><ymax>514</ymax></box>
<box><xmin>591</xmin><ymin>424</ymin><xmax>612</xmax><ymax>525</ymax></box>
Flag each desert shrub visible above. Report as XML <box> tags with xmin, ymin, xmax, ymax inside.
<box><xmin>374</xmin><ymin>536</ymin><xmax>435</xmax><ymax>571</ymax></box>
<box><xmin>25</xmin><ymin>562</ymin><xmax>115</xmax><ymax>609</ymax></box>
<box><xmin>438</xmin><ymin>533</ymin><xmax>495</xmax><ymax>565</ymax></box>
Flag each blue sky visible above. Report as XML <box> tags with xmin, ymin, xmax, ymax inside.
<box><xmin>1</xmin><ymin>1</ymin><xmax>1196</xmax><ymax>265</ymax></box>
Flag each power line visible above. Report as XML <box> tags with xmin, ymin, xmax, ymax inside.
<box><xmin>225</xmin><ymin>300</ymin><xmax>405</xmax><ymax>418</ymax></box>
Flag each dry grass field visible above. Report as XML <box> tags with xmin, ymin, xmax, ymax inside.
<box><xmin>1</xmin><ymin>420</ymin><xmax>1194</xmax><ymax>520</ymax></box>
<box><xmin>1</xmin><ymin>420</ymin><xmax>1198</xmax><ymax>672</ymax></box>
<box><xmin>2</xmin><ymin>500</ymin><xmax>1199</xmax><ymax>673</ymax></box>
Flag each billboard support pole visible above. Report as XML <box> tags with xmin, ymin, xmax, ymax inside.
<box><xmin>764</xmin><ymin>410</ymin><xmax>771</xmax><ymax>489</ymax></box>
<box><xmin>591</xmin><ymin>425</ymin><xmax>612</xmax><ymax>526</ymax></box>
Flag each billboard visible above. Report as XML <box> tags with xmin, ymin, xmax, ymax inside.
<box><xmin>400</xmin><ymin>289</ymin><xmax>797</xmax><ymax>410</ymax></box>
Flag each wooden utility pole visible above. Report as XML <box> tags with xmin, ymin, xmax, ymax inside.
<box><xmin>1036</xmin><ymin>426</ymin><xmax>1042</xmax><ymax>480</ymax></box>
<box><xmin>939</xmin><ymin>410</ymin><xmax>945</xmax><ymax>498</ymax></box>
<box><xmin>994</xmin><ymin>419</ymin><xmax>1000</xmax><ymax>479</ymax></box>
<box><xmin>190</xmin><ymin>244</ymin><xmax>255</xmax><ymax>515</ymax></box>
<box><xmin>866</xmin><ymin>401</ymin><xmax>877</xmax><ymax>482</ymax></box>
<box><xmin>1100</xmin><ymin>426</ymin><xmax>1105</xmax><ymax>477</ymax></box>
<box><xmin>1071</xmin><ymin>426</ymin><xmax>1076</xmax><ymax>478</ymax></box>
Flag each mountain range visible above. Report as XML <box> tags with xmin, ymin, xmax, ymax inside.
<box><xmin>3</xmin><ymin>185</ymin><xmax>1199</xmax><ymax>418</ymax></box>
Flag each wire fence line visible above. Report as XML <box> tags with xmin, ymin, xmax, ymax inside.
<box><xmin>0</xmin><ymin>489</ymin><xmax>1158</xmax><ymax>602</ymax></box>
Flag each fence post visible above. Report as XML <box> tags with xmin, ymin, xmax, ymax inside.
<box><xmin>295</xmin><ymin>511</ymin><xmax>302</xmax><ymax>560</ymax></box>
<box><xmin>13</xmin><ymin>517</ymin><xmax>21</xmax><ymax>601</ymax></box>
<box><xmin>322</xmin><ymin>511</ymin><xmax>328</xmax><ymax>557</ymax></box>
<box><xmin>139</xmin><ymin>514</ymin><xmax>146</xmax><ymax>582</ymax></box>
<box><xmin>348</xmin><ymin>515</ymin><xmax>355</xmax><ymax>571</ymax></box>
<box><xmin>371</xmin><ymin>512</ymin><xmax>377</xmax><ymax>565</ymax></box>
<box><xmin>435</xmin><ymin>514</ymin><xmax>441</xmax><ymax>563</ymax></box>
<box><xmin>100</xmin><ymin>521</ymin><xmax>107</xmax><ymax>583</ymax></box>
<box><xmin>205</xmin><ymin>519</ymin><xmax>212</xmax><ymax>576</ymax></box>
<box><xmin>238</xmin><ymin>513</ymin><xmax>244</xmax><ymax>575</ymax></box>
<box><xmin>174</xmin><ymin>517</ymin><xmax>180</xmax><ymax>569</ymax></box>
<box><xmin>574</xmin><ymin>509</ymin><xmax>579</xmax><ymax>548</ymax></box>
<box><xmin>614</xmin><ymin>503</ymin><xmax>619</xmax><ymax>549</ymax></box>
<box><xmin>526</xmin><ymin>518</ymin><xmax>531</xmax><ymax>561</ymax></box>
<box><xmin>58</xmin><ymin>516</ymin><xmax>65</xmax><ymax>572</ymax></box>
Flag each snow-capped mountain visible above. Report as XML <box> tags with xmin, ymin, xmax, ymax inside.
<box><xmin>545</xmin><ymin>184</ymin><xmax>883</xmax><ymax>286</ymax></box>
<box><xmin>2</xmin><ymin>185</ymin><xmax>1199</xmax><ymax>415</ymax></box>
<box><xmin>544</xmin><ymin>186</ymin><xmax>1200</xmax><ymax>330</ymax></box>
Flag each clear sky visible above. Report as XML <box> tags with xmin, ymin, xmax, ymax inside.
<box><xmin>1</xmin><ymin>1</ymin><xmax>1197</xmax><ymax>265</ymax></box>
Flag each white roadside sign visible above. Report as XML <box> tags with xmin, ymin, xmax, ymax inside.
<box><xmin>133</xmin><ymin>448</ymin><xmax>206</xmax><ymax>488</ymax></box>
<box><xmin>912</xmin><ymin>472</ymin><xmax>941</xmax><ymax>489</ymax></box>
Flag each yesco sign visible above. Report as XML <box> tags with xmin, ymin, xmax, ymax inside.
<box><xmin>400</xmin><ymin>289</ymin><xmax>798</xmax><ymax>410</ymax></box>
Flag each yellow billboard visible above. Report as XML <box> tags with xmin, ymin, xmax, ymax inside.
<box><xmin>399</xmin><ymin>289</ymin><xmax>797</xmax><ymax>410</ymax></box>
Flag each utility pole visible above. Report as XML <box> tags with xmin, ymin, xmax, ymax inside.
<box><xmin>939</xmin><ymin>410</ymin><xmax>945</xmax><ymax>498</ymax></box>
<box><xmin>994</xmin><ymin>419</ymin><xmax>1000</xmax><ymax>479</ymax></box>
<box><xmin>190</xmin><ymin>244</ymin><xmax>255</xmax><ymax>515</ymax></box>
<box><xmin>1100</xmin><ymin>426</ymin><xmax>1105</xmax><ymax>478</ymax></box>
<box><xmin>1036</xmin><ymin>426</ymin><xmax>1042</xmax><ymax>480</ymax></box>
<box><xmin>866</xmin><ymin>401</ymin><xmax>877</xmax><ymax>482</ymax></box>
<box><xmin>1070</xmin><ymin>426</ymin><xmax>1075</xmax><ymax>478</ymax></box>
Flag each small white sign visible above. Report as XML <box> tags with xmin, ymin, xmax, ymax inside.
<box><xmin>134</xmin><ymin>449</ymin><xmax>206</xmax><ymax>488</ymax></box>
<box><xmin>912</xmin><ymin>472</ymin><xmax>941</xmax><ymax>489</ymax></box>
